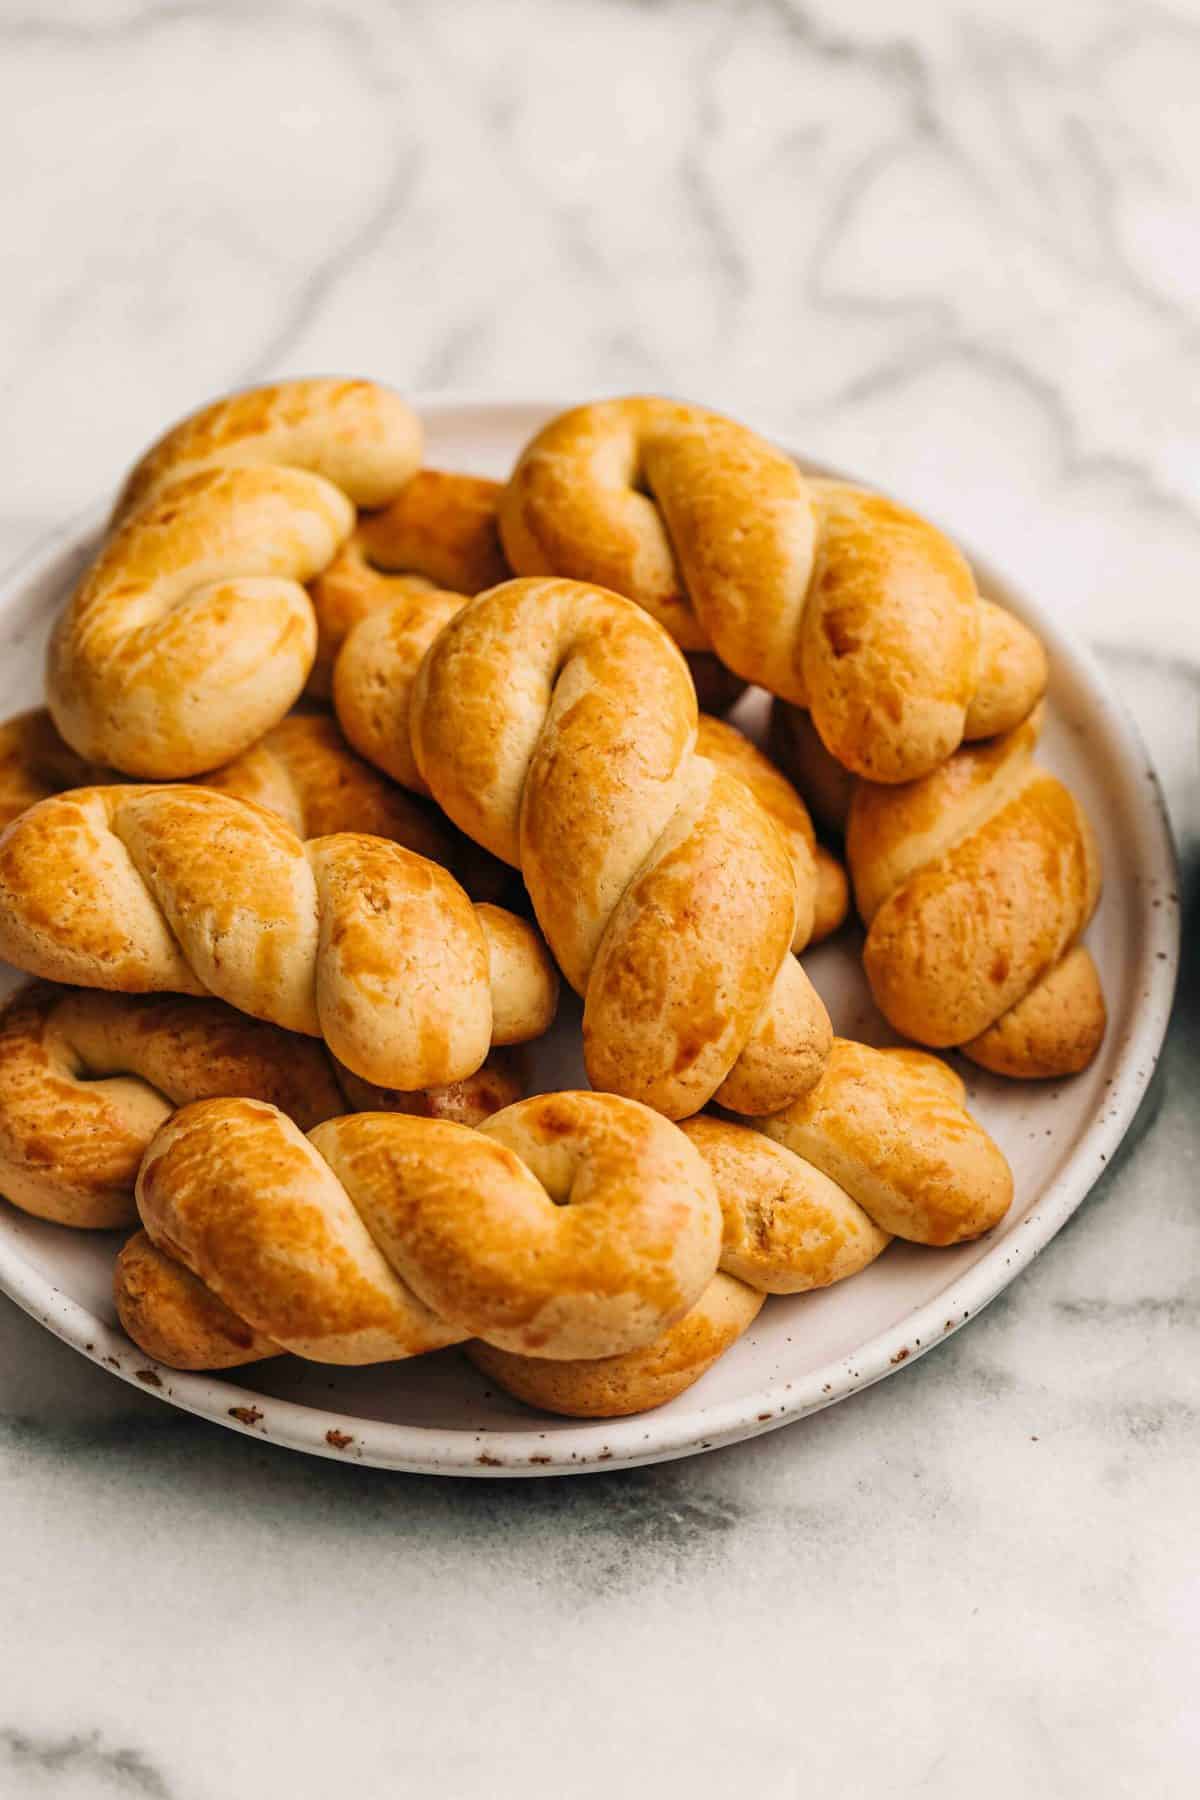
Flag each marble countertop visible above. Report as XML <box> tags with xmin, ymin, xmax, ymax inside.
<box><xmin>1</xmin><ymin>2</ymin><xmax>1197</xmax><ymax>1795</ymax></box>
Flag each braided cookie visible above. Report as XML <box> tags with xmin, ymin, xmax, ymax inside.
<box><xmin>48</xmin><ymin>381</ymin><xmax>422</xmax><ymax>778</ymax></box>
<box><xmin>768</xmin><ymin>702</ymin><xmax>1105</xmax><ymax>1079</ymax></box>
<box><xmin>106</xmin><ymin>376</ymin><xmax>500</xmax><ymax>698</ymax></box>
<box><xmin>116</xmin><ymin>1090</ymin><xmax>723</xmax><ymax>1369</ymax></box>
<box><xmin>500</xmin><ymin>397</ymin><xmax>1047</xmax><ymax>781</ymax></box>
<box><xmin>117</xmin><ymin>1186</ymin><xmax>761</xmax><ymax>1412</ymax></box>
<box><xmin>308</xmin><ymin>469</ymin><xmax>509</xmax><ymax>694</ymax></box>
<box><xmin>0</xmin><ymin>980</ymin><xmax>522</xmax><ymax>1229</ymax></box>
<box><xmin>0</xmin><ymin>785</ymin><xmax>557</xmax><ymax>1089</ymax></box>
<box><xmin>754</xmin><ymin>1037</ymin><xmax>1013</xmax><ymax>1246</ymax></box>
<box><xmin>112</xmin><ymin>1043</ymin><xmax>1007</xmax><ymax>1411</ymax></box>
<box><xmin>333</xmin><ymin>604</ymin><xmax>847</xmax><ymax>942</ymax></box>
<box><xmin>409</xmin><ymin>578</ymin><xmax>832</xmax><ymax>1119</ymax></box>
<box><xmin>848</xmin><ymin>712</ymin><xmax>1105</xmax><ymax>1077</ymax></box>
<box><xmin>107</xmin><ymin>1103</ymin><xmax>761</xmax><ymax>1410</ymax></box>
<box><xmin>443</xmin><ymin>1039</ymin><xmax>1013</xmax><ymax>1416</ymax></box>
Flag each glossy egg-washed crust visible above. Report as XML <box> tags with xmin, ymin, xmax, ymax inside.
<box><xmin>770</xmin><ymin>703</ymin><xmax>1107</xmax><ymax>1079</ymax></box>
<box><xmin>110</xmin><ymin>378</ymin><xmax>424</xmax><ymax>524</ymax></box>
<box><xmin>406</xmin><ymin>577</ymin><xmax>833</xmax><ymax>1119</ymax></box>
<box><xmin>499</xmin><ymin>396</ymin><xmax>1048</xmax><ymax>782</ymax></box>
<box><xmin>119</xmin><ymin>1092</ymin><xmax>724</xmax><ymax>1365</ymax></box>
<box><xmin>848</xmin><ymin>711</ymin><xmax>1105</xmax><ymax>1076</ymax></box>
<box><xmin>0</xmin><ymin>784</ymin><xmax>557</xmax><ymax>1092</ymax></box>
<box><xmin>0</xmin><ymin>981</ymin><xmax>522</xmax><ymax>1229</ymax></box>
<box><xmin>754</xmin><ymin>1038</ymin><xmax>1013</xmax><ymax>1246</ymax></box>
<box><xmin>47</xmin><ymin>380</ymin><xmax>423</xmax><ymax>778</ymax></box>
<box><xmin>111</xmin><ymin>1038</ymin><xmax>1009</xmax><ymax>1416</ymax></box>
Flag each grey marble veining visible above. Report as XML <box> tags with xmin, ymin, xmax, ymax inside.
<box><xmin>0</xmin><ymin>2</ymin><xmax>1197</xmax><ymax>1796</ymax></box>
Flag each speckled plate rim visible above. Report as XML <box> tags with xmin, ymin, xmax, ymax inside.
<box><xmin>0</xmin><ymin>394</ymin><xmax>1181</xmax><ymax>1477</ymax></box>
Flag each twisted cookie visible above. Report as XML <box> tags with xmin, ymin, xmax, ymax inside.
<box><xmin>750</xmin><ymin>1037</ymin><xmax>1013</xmax><ymax>1248</ymax></box>
<box><xmin>117</xmin><ymin>1091</ymin><xmax>723</xmax><ymax>1367</ymax></box>
<box><xmin>0</xmin><ymin>981</ymin><xmax>522</xmax><ymax>1229</ymax></box>
<box><xmin>500</xmin><ymin>397</ymin><xmax>1047</xmax><ymax>781</ymax></box>
<box><xmin>108</xmin><ymin>377</ymin><xmax>503</xmax><ymax>697</ymax></box>
<box><xmin>49</xmin><ymin>380</ymin><xmax>422</xmax><ymax>777</ymax></box>
<box><xmin>848</xmin><ymin>711</ymin><xmax>1105</xmax><ymax>1077</ymax></box>
<box><xmin>409</xmin><ymin>578</ymin><xmax>832</xmax><ymax>1118</ymax></box>
<box><xmin>0</xmin><ymin>785</ymin><xmax>557</xmax><ymax>1089</ymax></box>
<box><xmin>118</xmin><ymin>1168</ymin><xmax>759</xmax><ymax>1416</ymax></box>
<box><xmin>48</xmin><ymin>463</ymin><xmax>353</xmax><ymax>778</ymax></box>
<box><xmin>113</xmin><ymin>1040</ymin><xmax>1008</xmax><ymax>1414</ymax></box>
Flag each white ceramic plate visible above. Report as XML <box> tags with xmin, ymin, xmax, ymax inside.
<box><xmin>0</xmin><ymin>399</ymin><xmax>1180</xmax><ymax>1476</ymax></box>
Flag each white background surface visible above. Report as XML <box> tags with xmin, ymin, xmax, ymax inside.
<box><xmin>0</xmin><ymin>2</ymin><xmax>1197</xmax><ymax>1796</ymax></box>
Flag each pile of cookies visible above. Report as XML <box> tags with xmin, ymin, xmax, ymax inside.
<box><xmin>0</xmin><ymin>380</ymin><xmax>1104</xmax><ymax>1418</ymax></box>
